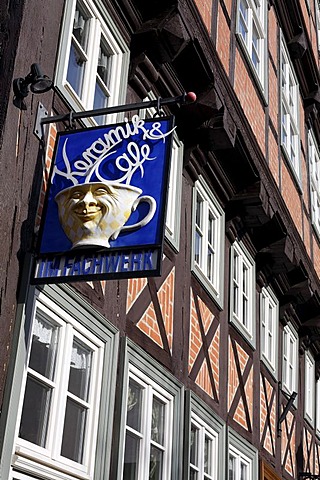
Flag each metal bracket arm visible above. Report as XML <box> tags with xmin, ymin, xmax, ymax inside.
<box><xmin>40</xmin><ymin>92</ymin><xmax>196</xmax><ymax>127</ymax></box>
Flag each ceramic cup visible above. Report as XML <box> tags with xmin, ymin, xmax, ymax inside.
<box><xmin>55</xmin><ymin>181</ymin><xmax>156</xmax><ymax>249</ymax></box>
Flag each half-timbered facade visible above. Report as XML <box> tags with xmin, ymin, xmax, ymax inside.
<box><xmin>0</xmin><ymin>1</ymin><xmax>320</xmax><ymax>479</ymax></box>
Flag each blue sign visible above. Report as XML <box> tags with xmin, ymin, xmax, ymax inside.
<box><xmin>33</xmin><ymin>115</ymin><xmax>174</xmax><ymax>283</ymax></box>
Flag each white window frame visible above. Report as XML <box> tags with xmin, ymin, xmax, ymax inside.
<box><xmin>188</xmin><ymin>394</ymin><xmax>226</xmax><ymax>480</ymax></box>
<box><xmin>13</xmin><ymin>292</ymin><xmax>104</xmax><ymax>479</ymax></box>
<box><xmin>55</xmin><ymin>0</ymin><xmax>129</xmax><ymax>126</ymax></box>
<box><xmin>190</xmin><ymin>413</ymin><xmax>218</xmax><ymax>480</ymax></box>
<box><xmin>282</xmin><ymin>323</ymin><xmax>298</xmax><ymax>395</ymax></box>
<box><xmin>304</xmin><ymin>350</ymin><xmax>315</xmax><ymax>425</ymax></box>
<box><xmin>236</xmin><ymin>0</ymin><xmax>267</xmax><ymax>94</ymax></box>
<box><xmin>122</xmin><ymin>365</ymin><xmax>174</xmax><ymax>480</ymax></box>
<box><xmin>229</xmin><ymin>240</ymin><xmax>256</xmax><ymax>346</ymax></box>
<box><xmin>2</xmin><ymin>285</ymin><xmax>118</xmax><ymax>480</ymax></box>
<box><xmin>117</xmin><ymin>342</ymin><xmax>183</xmax><ymax>480</ymax></box>
<box><xmin>260</xmin><ymin>286</ymin><xmax>278</xmax><ymax>376</ymax></box>
<box><xmin>316</xmin><ymin>379</ymin><xmax>320</xmax><ymax>436</ymax></box>
<box><xmin>308</xmin><ymin>129</ymin><xmax>320</xmax><ymax>238</ymax></box>
<box><xmin>228</xmin><ymin>429</ymin><xmax>258</xmax><ymax>480</ymax></box>
<box><xmin>191</xmin><ymin>178</ymin><xmax>225</xmax><ymax>308</ymax></box>
<box><xmin>280</xmin><ymin>34</ymin><xmax>301</xmax><ymax>180</ymax></box>
<box><xmin>140</xmin><ymin>95</ymin><xmax>183</xmax><ymax>251</ymax></box>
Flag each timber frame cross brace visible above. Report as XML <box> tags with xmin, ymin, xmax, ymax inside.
<box><xmin>33</xmin><ymin>91</ymin><xmax>197</xmax><ymax>142</ymax></box>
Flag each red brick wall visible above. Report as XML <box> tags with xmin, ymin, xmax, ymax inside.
<box><xmin>194</xmin><ymin>0</ymin><xmax>212</xmax><ymax>34</ymax></box>
<box><xmin>260</xmin><ymin>376</ymin><xmax>276</xmax><ymax>455</ymax></box>
<box><xmin>216</xmin><ymin>3</ymin><xmax>231</xmax><ymax>76</ymax></box>
<box><xmin>35</xmin><ymin>122</ymin><xmax>57</xmax><ymax>229</ymax></box>
<box><xmin>234</xmin><ymin>50</ymin><xmax>266</xmax><ymax>156</ymax></box>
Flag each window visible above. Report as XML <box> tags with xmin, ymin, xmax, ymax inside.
<box><xmin>228</xmin><ymin>429</ymin><xmax>258</xmax><ymax>480</ymax></box>
<box><xmin>316</xmin><ymin>379</ymin><xmax>320</xmax><ymax>435</ymax></box>
<box><xmin>118</xmin><ymin>342</ymin><xmax>183</xmax><ymax>480</ymax></box>
<box><xmin>304</xmin><ymin>351</ymin><xmax>315</xmax><ymax>424</ymax></box>
<box><xmin>280</xmin><ymin>35</ymin><xmax>300</xmax><ymax>179</ymax></box>
<box><xmin>7</xmin><ymin>286</ymin><xmax>118</xmax><ymax>480</ymax></box>
<box><xmin>308</xmin><ymin>130</ymin><xmax>320</xmax><ymax>237</ymax></box>
<box><xmin>188</xmin><ymin>393</ymin><xmax>225</xmax><ymax>480</ymax></box>
<box><xmin>55</xmin><ymin>0</ymin><xmax>129</xmax><ymax>125</ymax></box>
<box><xmin>260</xmin><ymin>287</ymin><xmax>278</xmax><ymax>375</ymax></box>
<box><xmin>229</xmin><ymin>240</ymin><xmax>255</xmax><ymax>345</ymax></box>
<box><xmin>282</xmin><ymin>323</ymin><xmax>298</xmax><ymax>395</ymax></box>
<box><xmin>140</xmin><ymin>95</ymin><xmax>184</xmax><ymax>251</ymax></box>
<box><xmin>236</xmin><ymin>0</ymin><xmax>267</xmax><ymax>91</ymax></box>
<box><xmin>165</xmin><ymin>134</ymin><xmax>183</xmax><ymax>250</ymax></box>
<box><xmin>192</xmin><ymin>178</ymin><xmax>225</xmax><ymax>307</ymax></box>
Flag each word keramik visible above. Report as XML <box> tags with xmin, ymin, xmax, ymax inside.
<box><xmin>53</xmin><ymin>115</ymin><xmax>175</xmax><ymax>186</ymax></box>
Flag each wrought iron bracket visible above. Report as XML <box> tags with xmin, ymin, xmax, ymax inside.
<box><xmin>33</xmin><ymin>92</ymin><xmax>196</xmax><ymax>141</ymax></box>
<box><xmin>277</xmin><ymin>382</ymin><xmax>297</xmax><ymax>436</ymax></box>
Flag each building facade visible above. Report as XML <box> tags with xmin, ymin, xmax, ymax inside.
<box><xmin>0</xmin><ymin>0</ymin><xmax>320</xmax><ymax>479</ymax></box>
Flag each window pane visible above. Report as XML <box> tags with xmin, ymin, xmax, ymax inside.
<box><xmin>127</xmin><ymin>380</ymin><xmax>143</xmax><ymax>432</ymax></box>
<box><xmin>151</xmin><ymin>397</ymin><xmax>165</xmax><ymax>445</ymax></box>
<box><xmin>195</xmin><ymin>231</ymin><xmax>202</xmax><ymax>265</ymax></box>
<box><xmin>229</xmin><ymin>454</ymin><xmax>236</xmax><ymax>480</ymax></box>
<box><xmin>29</xmin><ymin>314</ymin><xmax>58</xmax><ymax>380</ymax></box>
<box><xmin>19</xmin><ymin>376</ymin><xmax>51</xmax><ymax>447</ymax></box>
<box><xmin>204</xmin><ymin>435</ymin><xmax>212</xmax><ymax>474</ymax></box>
<box><xmin>149</xmin><ymin>446</ymin><xmax>163</xmax><ymax>480</ymax></box>
<box><xmin>94</xmin><ymin>78</ymin><xmax>108</xmax><ymax>125</ymax></box>
<box><xmin>190</xmin><ymin>467</ymin><xmax>198</xmax><ymax>480</ymax></box>
<box><xmin>190</xmin><ymin>424</ymin><xmax>198</xmax><ymax>466</ymax></box>
<box><xmin>61</xmin><ymin>397</ymin><xmax>87</xmax><ymax>463</ymax></box>
<box><xmin>97</xmin><ymin>41</ymin><xmax>110</xmax><ymax>87</ymax></box>
<box><xmin>73</xmin><ymin>2</ymin><xmax>90</xmax><ymax>49</ymax></box>
<box><xmin>68</xmin><ymin>339</ymin><xmax>92</xmax><ymax>401</ymax></box>
<box><xmin>67</xmin><ymin>42</ymin><xmax>86</xmax><ymax>96</ymax></box>
<box><xmin>240</xmin><ymin>461</ymin><xmax>248</xmax><ymax>480</ymax></box>
<box><xmin>123</xmin><ymin>432</ymin><xmax>140</xmax><ymax>480</ymax></box>
<box><xmin>196</xmin><ymin>195</ymin><xmax>203</xmax><ymax>228</ymax></box>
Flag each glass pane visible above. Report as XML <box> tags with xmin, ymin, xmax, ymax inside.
<box><xmin>68</xmin><ymin>338</ymin><xmax>92</xmax><ymax>401</ymax></box>
<box><xmin>123</xmin><ymin>432</ymin><xmax>140</xmax><ymax>480</ymax></box>
<box><xmin>149</xmin><ymin>446</ymin><xmax>163</xmax><ymax>480</ymax></box>
<box><xmin>67</xmin><ymin>42</ymin><xmax>86</xmax><ymax>97</ymax></box>
<box><xmin>93</xmin><ymin>80</ymin><xmax>108</xmax><ymax>125</ymax></box>
<box><xmin>196</xmin><ymin>195</ymin><xmax>203</xmax><ymax>228</ymax></box>
<box><xmin>127</xmin><ymin>379</ymin><xmax>143</xmax><ymax>432</ymax></box>
<box><xmin>240</xmin><ymin>461</ymin><xmax>248</xmax><ymax>480</ymax></box>
<box><xmin>208</xmin><ymin>212</ymin><xmax>215</xmax><ymax>245</ymax></box>
<box><xmin>195</xmin><ymin>231</ymin><xmax>202</xmax><ymax>265</ymax></box>
<box><xmin>97</xmin><ymin>41</ymin><xmax>110</xmax><ymax>86</ymax></box>
<box><xmin>19</xmin><ymin>376</ymin><xmax>51</xmax><ymax>447</ymax></box>
<box><xmin>73</xmin><ymin>2</ymin><xmax>90</xmax><ymax>49</ymax></box>
<box><xmin>190</xmin><ymin>467</ymin><xmax>198</xmax><ymax>480</ymax></box>
<box><xmin>151</xmin><ymin>397</ymin><xmax>165</xmax><ymax>445</ymax></box>
<box><xmin>204</xmin><ymin>435</ymin><xmax>212</xmax><ymax>474</ymax></box>
<box><xmin>29</xmin><ymin>314</ymin><xmax>58</xmax><ymax>380</ymax></box>
<box><xmin>61</xmin><ymin>397</ymin><xmax>87</xmax><ymax>463</ymax></box>
<box><xmin>190</xmin><ymin>424</ymin><xmax>198</xmax><ymax>466</ymax></box>
<box><xmin>229</xmin><ymin>454</ymin><xmax>236</xmax><ymax>480</ymax></box>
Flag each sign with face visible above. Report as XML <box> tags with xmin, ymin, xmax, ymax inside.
<box><xmin>32</xmin><ymin>115</ymin><xmax>175</xmax><ymax>283</ymax></box>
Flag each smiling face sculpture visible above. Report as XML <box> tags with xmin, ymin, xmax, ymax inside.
<box><xmin>55</xmin><ymin>182</ymin><xmax>143</xmax><ymax>249</ymax></box>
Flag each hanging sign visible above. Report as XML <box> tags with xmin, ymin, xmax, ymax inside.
<box><xmin>32</xmin><ymin>115</ymin><xmax>175</xmax><ymax>284</ymax></box>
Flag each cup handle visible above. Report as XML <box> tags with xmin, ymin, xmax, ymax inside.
<box><xmin>121</xmin><ymin>195</ymin><xmax>157</xmax><ymax>232</ymax></box>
